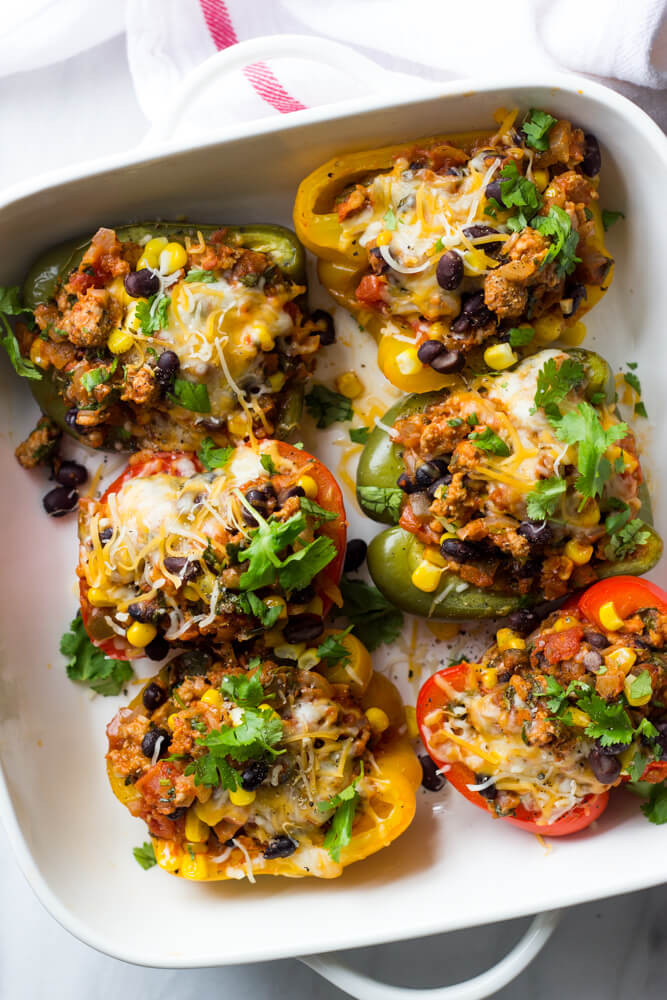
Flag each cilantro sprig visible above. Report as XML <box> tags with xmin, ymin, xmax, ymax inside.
<box><xmin>136</xmin><ymin>292</ymin><xmax>170</xmax><ymax>335</ymax></box>
<box><xmin>197</xmin><ymin>436</ymin><xmax>233</xmax><ymax>470</ymax></box>
<box><xmin>525</xmin><ymin>476</ymin><xmax>566</xmax><ymax>520</ymax></box>
<box><xmin>305</xmin><ymin>385</ymin><xmax>353</xmax><ymax>428</ymax></box>
<box><xmin>0</xmin><ymin>286</ymin><xmax>42</xmax><ymax>380</ymax></box>
<box><xmin>468</xmin><ymin>427</ymin><xmax>510</xmax><ymax>457</ymax></box>
<box><xmin>60</xmin><ymin>613</ymin><xmax>133</xmax><ymax>696</ymax></box>
<box><xmin>549</xmin><ymin>404</ymin><xmax>627</xmax><ymax>506</ymax></box>
<box><xmin>522</xmin><ymin>109</ymin><xmax>557</xmax><ymax>151</ymax></box>
<box><xmin>317</xmin><ymin>767</ymin><xmax>363</xmax><ymax>862</ymax></box>
<box><xmin>531</xmin><ymin>357</ymin><xmax>585</xmax><ymax>418</ymax></box>
<box><xmin>532</xmin><ymin>206</ymin><xmax>581</xmax><ymax>278</ymax></box>
<box><xmin>133</xmin><ymin>841</ymin><xmax>157</xmax><ymax>870</ymax></box>
<box><xmin>357</xmin><ymin>486</ymin><xmax>403</xmax><ymax>520</ymax></box>
<box><xmin>168</xmin><ymin>377</ymin><xmax>211</xmax><ymax>413</ymax></box>
<box><xmin>317</xmin><ymin>627</ymin><xmax>353</xmax><ymax>666</ymax></box>
<box><xmin>338</xmin><ymin>577</ymin><xmax>404</xmax><ymax>651</ymax></box>
<box><xmin>641</xmin><ymin>781</ymin><xmax>667</xmax><ymax>824</ymax></box>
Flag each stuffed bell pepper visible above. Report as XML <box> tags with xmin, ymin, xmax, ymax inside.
<box><xmin>10</xmin><ymin>222</ymin><xmax>328</xmax><ymax>458</ymax></box>
<box><xmin>77</xmin><ymin>440</ymin><xmax>346</xmax><ymax>659</ymax></box>
<box><xmin>107</xmin><ymin>634</ymin><xmax>420</xmax><ymax>880</ymax></box>
<box><xmin>417</xmin><ymin>577</ymin><xmax>667</xmax><ymax>834</ymax></box>
<box><xmin>294</xmin><ymin>108</ymin><xmax>612</xmax><ymax>393</ymax></box>
<box><xmin>357</xmin><ymin>348</ymin><xmax>661</xmax><ymax>619</ymax></box>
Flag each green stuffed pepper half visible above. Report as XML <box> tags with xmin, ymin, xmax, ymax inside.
<box><xmin>356</xmin><ymin>348</ymin><xmax>662</xmax><ymax>619</ymax></box>
<box><xmin>11</xmin><ymin>222</ymin><xmax>325</xmax><ymax>457</ymax></box>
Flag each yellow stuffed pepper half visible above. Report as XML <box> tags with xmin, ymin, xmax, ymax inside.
<box><xmin>294</xmin><ymin>108</ymin><xmax>613</xmax><ymax>393</ymax></box>
<box><xmin>106</xmin><ymin>633</ymin><xmax>420</xmax><ymax>880</ymax></box>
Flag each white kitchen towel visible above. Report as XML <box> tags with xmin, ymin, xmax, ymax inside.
<box><xmin>1</xmin><ymin>0</ymin><xmax>665</xmax><ymax>132</ymax></box>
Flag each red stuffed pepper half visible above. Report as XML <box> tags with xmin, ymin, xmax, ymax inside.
<box><xmin>417</xmin><ymin>576</ymin><xmax>667</xmax><ymax>834</ymax></box>
<box><xmin>77</xmin><ymin>441</ymin><xmax>346</xmax><ymax>659</ymax></box>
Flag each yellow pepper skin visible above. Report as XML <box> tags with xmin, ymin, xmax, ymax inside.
<box><xmin>106</xmin><ymin>634</ymin><xmax>420</xmax><ymax>881</ymax></box>
<box><xmin>294</xmin><ymin>126</ymin><xmax>613</xmax><ymax>392</ymax></box>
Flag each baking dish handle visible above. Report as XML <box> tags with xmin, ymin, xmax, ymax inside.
<box><xmin>299</xmin><ymin>909</ymin><xmax>561</xmax><ymax>1000</ymax></box>
<box><xmin>143</xmin><ymin>34</ymin><xmax>416</xmax><ymax>145</ymax></box>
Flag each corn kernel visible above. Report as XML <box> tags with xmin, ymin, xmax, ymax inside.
<box><xmin>159</xmin><ymin>241</ymin><xmax>188</xmax><ymax>274</ymax></box>
<box><xmin>136</xmin><ymin>253</ymin><xmax>158</xmax><ymax>271</ymax></box>
<box><xmin>423</xmin><ymin>546</ymin><xmax>447</xmax><ymax>568</ymax></box>
<box><xmin>274</xmin><ymin>642</ymin><xmax>306</xmax><ymax>661</ymax></box>
<box><xmin>229</xmin><ymin>786</ymin><xmax>256</xmax><ymax>807</ymax></box>
<box><xmin>624</xmin><ymin>673</ymin><xmax>652</xmax><ymax>707</ymax></box>
<box><xmin>167</xmin><ymin>713</ymin><xmax>179</xmax><ymax>730</ymax></box>
<box><xmin>153</xmin><ymin>840</ymin><xmax>179</xmax><ymax>872</ymax></box>
<box><xmin>298</xmin><ymin>474</ymin><xmax>318</xmax><ymax>499</ymax></box>
<box><xmin>29</xmin><ymin>338</ymin><xmax>49</xmax><ymax>369</ymax></box>
<box><xmin>185</xmin><ymin>808</ymin><xmax>209</xmax><ymax>843</ymax></box>
<box><xmin>484</xmin><ymin>342</ymin><xmax>518</xmax><ymax>371</ymax></box>
<box><xmin>405</xmin><ymin>705</ymin><xmax>419</xmax><ymax>740</ymax></box>
<box><xmin>396</xmin><ymin>347</ymin><xmax>422</xmax><ymax>375</ymax></box>
<box><xmin>569</xmin><ymin>708</ymin><xmax>591</xmax><ymax>728</ymax></box>
<box><xmin>365</xmin><ymin>707</ymin><xmax>390</xmax><ymax>735</ymax></box>
<box><xmin>533</xmin><ymin>314</ymin><xmax>565</xmax><ymax>344</ymax></box>
<box><xmin>598</xmin><ymin>601</ymin><xmax>624</xmax><ymax>632</ymax></box>
<box><xmin>335</xmin><ymin>371</ymin><xmax>363</xmax><ymax>399</ymax></box>
<box><xmin>304</xmin><ymin>596</ymin><xmax>324</xmax><ymax>617</ymax></box>
<box><xmin>107</xmin><ymin>328</ymin><xmax>134</xmax><ymax>355</ymax></box>
<box><xmin>194</xmin><ymin>797</ymin><xmax>227</xmax><ymax>827</ymax></box>
<box><xmin>144</xmin><ymin>236</ymin><xmax>168</xmax><ymax>256</ymax></box>
<box><xmin>463</xmin><ymin>248</ymin><xmax>489</xmax><ymax>275</ymax></box>
<box><xmin>298</xmin><ymin>648</ymin><xmax>321</xmax><ymax>670</ymax></box>
<box><xmin>564</xmin><ymin>539</ymin><xmax>594</xmax><ymax>565</ymax></box>
<box><xmin>411</xmin><ymin>560</ymin><xmax>443</xmax><ymax>592</ymax></box>
<box><xmin>560</xmin><ymin>321</ymin><xmax>586</xmax><ymax>346</ymax></box>
<box><xmin>264</xmin><ymin>595</ymin><xmax>287</xmax><ymax>620</ymax></box>
<box><xmin>183</xmin><ymin>584</ymin><xmax>200</xmax><ymax>602</ymax></box>
<box><xmin>574</xmin><ymin>500</ymin><xmax>600</xmax><ymax>527</ymax></box>
<box><xmin>227</xmin><ymin>412</ymin><xmax>249</xmax><ymax>437</ymax></box>
<box><xmin>268</xmin><ymin>372</ymin><xmax>286</xmax><ymax>392</ymax></box>
<box><xmin>375</xmin><ymin>231</ymin><xmax>393</xmax><ymax>246</ymax></box>
<box><xmin>482</xmin><ymin>667</ymin><xmax>498</xmax><ymax>689</ymax></box>
<box><xmin>258</xmin><ymin>702</ymin><xmax>280</xmax><ymax>718</ymax></box>
<box><xmin>200</xmin><ymin>688</ymin><xmax>223</xmax><ymax>708</ymax></box>
<box><xmin>533</xmin><ymin>169</ymin><xmax>549</xmax><ymax>192</ymax></box>
<box><xmin>495</xmin><ymin>628</ymin><xmax>525</xmax><ymax>651</ymax></box>
<box><xmin>87</xmin><ymin>587</ymin><xmax>110</xmax><ymax>607</ymax></box>
<box><xmin>180</xmin><ymin>852</ymin><xmax>209</xmax><ymax>880</ymax></box>
<box><xmin>126</xmin><ymin>621</ymin><xmax>157</xmax><ymax>647</ymax></box>
<box><xmin>553</xmin><ymin>615</ymin><xmax>579</xmax><ymax>633</ymax></box>
<box><xmin>254</xmin><ymin>323</ymin><xmax>275</xmax><ymax>352</ymax></box>
<box><xmin>605</xmin><ymin>647</ymin><xmax>637</xmax><ymax>673</ymax></box>
<box><xmin>426</xmin><ymin>621</ymin><xmax>460</xmax><ymax>640</ymax></box>
<box><xmin>108</xmin><ymin>276</ymin><xmax>132</xmax><ymax>307</ymax></box>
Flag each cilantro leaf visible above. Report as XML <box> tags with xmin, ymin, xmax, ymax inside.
<box><xmin>168</xmin><ymin>378</ymin><xmax>211</xmax><ymax>413</ymax></box>
<box><xmin>522</xmin><ymin>109</ymin><xmax>557</xmax><ymax>151</ymax></box>
<box><xmin>535</xmin><ymin>675</ymin><xmax>567</xmax><ymax>714</ymax></box>
<box><xmin>508</xmin><ymin>326</ymin><xmax>535</xmax><ymax>347</ymax></box>
<box><xmin>531</xmin><ymin>357</ymin><xmax>585</xmax><ymax>417</ymax></box>
<box><xmin>604</xmin><ymin>501</ymin><xmax>631</xmax><ymax>536</ymax></box>
<box><xmin>133</xmin><ymin>841</ymin><xmax>157</xmax><ymax>870</ymax></box>
<box><xmin>498</xmin><ymin>162</ymin><xmax>542</xmax><ymax>231</ymax></box>
<box><xmin>236</xmin><ymin>591</ymin><xmax>284</xmax><ymax>628</ymax></box>
<box><xmin>317</xmin><ymin>627</ymin><xmax>352</xmax><ymax>666</ymax></box>
<box><xmin>641</xmin><ymin>781</ymin><xmax>667</xmax><ymax>824</ymax></box>
<box><xmin>197</xmin><ymin>436</ymin><xmax>233</xmax><ymax>470</ymax></box>
<box><xmin>576</xmin><ymin>691</ymin><xmax>634</xmax><ymax>746</ymax></box>
<box><xmin>525</xmin><ymin>476</ymin><xmax>566</xmax><ymax>520</ymax></box>
<box><xmin>607</xmin><ymin>517</ymin><xmax>651</xmax><ymax>560</ymax></box>
<box><xmin>339</xmin><ymin>577</ymin><xmax>404</xmax><ymax>651</ymax></box>
<box><xmin>237</xmin><ymin>505</ymin><xmax>336</xmax><ymax>594</ymax></box>
<box><xmin>624</xmin><ymin>371</ymin><xmax>641</xmax><ymax>396</ymax></box>
<box><xmin>349</xmin><ymin>426</ymin><xmax>370</xmax><ymax>444</ymax></box>
<box><xmin>220</xmin><ymin>669</ymin><xmax>266</xmax><ymax>709</ymax></box>
<box><xmin>318</xmin><ymin>768</ymin><xmax>363</xmax><ymax>862</ymax></box>
<box><xmin>628</xmin><ymin>670</ymin><xmax>652</xmax><ymax>702</ymax></box>
<box><xmin>136</xmin><ymin>293</ymin><xmax>170</xmax><ymax>335</ymax></box>
<box><xmin>305</xmin><ymin>385</ymin><xmax>353</xmax><ymax>428</ymax></box>
<box><xmin>635</xmin><ymin>717</ymin><xmax>659</xmax><ymax>744</ymax></box>
<box><xmin>357</xmin><ymin>486</ymin><xmax>403</xmax><ymax>520</ymax></box>
<box><xmin>277</xmin><ymin>535</ymin><xmax>337</xmax><ymax>592</ymax></box>
<box><xmin>81</xmin><ymin>358</ymin><xmax>117</xmax><ymax>394</ymax></box>
<box><xmin>601</xmin><ymin>210</ymin><xmax>624</xmax><ymax>231</ymax></box>
<box><xmin>0</xmin><ymin>286</ymin><xmax>42</xmax><ymax>380</ymax></box>
<box><xmin>186</xmin><ymin>707</ymin><xmax>284</xmax><ymax>788</ymax></box>
<box><xmin>468</xmin><ymin>427</ymin><xmax>510</xmax><ymax>457</ymax></box>
<box><xmin>384</xmin><ymin>207</ymin><xmax>397</xmax><ymax>231</ymax></box>
<box><xmin>60</xmin><ymin>613</ymin><xmax>133</xmax><ymax>696</ymax></box>
<box><xmin>634</xmin><ymin>401</ymin><xmax>648</xmax><ymax>419</ymax></box>
<box><xmin>185</xmin><ymin>269</ymin><xmax>216</xmax><ymax>283</ymax></box>
<box><xmin>299</xmin><ymin>497</ymin><xmax>338</xmax><ymax>522</ymax></box>
<box><xmin>260</xmin><ymin>453</ymin><xmax>276</xmax><ymax>476</ymax></box>
<box><xmin>532</xmin><ymin>206</ymin><xmax>581</xmax><ymax>278</ymax></box>
<box><xmin>549</xmin><ymin>403</ymin><xmax>627</xmax><ymax>503</ymax></box>
<box><xmin>628</xmin><ymin>751</ymin><xmax>650</xmax><ymax>783</ymax></box>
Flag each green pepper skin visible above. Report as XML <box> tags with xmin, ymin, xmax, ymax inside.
<box><xmin>359</xmin><ymin>348</ymin><xmax>662</xmax><ymax>620</ymax></box>
<box><xmin>21</xmin><ymin>222</ymin><xmax>307</xmax><ymax>448</ymax></box>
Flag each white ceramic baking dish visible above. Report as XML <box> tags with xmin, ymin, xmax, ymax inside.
<box><xmin>1</xmin><ymin>34</ymin><xmax>666</xmax><ymax>1000</ymax></box>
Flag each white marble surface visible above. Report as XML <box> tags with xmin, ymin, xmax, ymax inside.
<box><xmin>0</xmin><ymin>32</ymin><xmax>665</xmax><ymax>1000</ymax></box>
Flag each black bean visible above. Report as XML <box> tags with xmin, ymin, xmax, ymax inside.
<box><xmin>128</xmin><ymin>601</ymin><xmax>159</xmax><ymax>624</ymax></box>
<box><xmin>154</xmin><ymin>350</ymin><xmax>180</xmax><ymax>386</ymax></box>
<box><xmin>166</xmin><ymin>806</ymin><xmax>187</xmax><ymax>821</ymax></box>
<box><xmin>440</xmin><ymin>538</ymin><xmax>477</xmax><ymax>563</ymax></box>
<box><xmin>588</xmin><ymin>748</ymin><xmax>621</xmax><ymax>784</ymax></box>
<box><xmin>583</xmin><ymin>650</ymin><xmax>603</xmax><ymax>672</ymax></box>
<box><xmin>485</xmin><ymin>178</ymin><xmax>506</xmax><ymax>208</ymax></box>
<box><xmin>99</xmin><ymin>527</ymin><xmax>113</xmax><ymax>543</ymax></box>
<box><xmin>283</xmin><ymin>614</ymin><xmax>324</xmax><ymax>644</ymax></box>
<box><xmin>417</xmin><ymin>339</ymin><xmax>446</xmax><ymax>365</ymax></box>
<box><xmin>243</xmin><ymin>489</ymin><xmax>267</xmax><ymax>526</ymax></box>
<box><xmin>562</xmin><ymin>282</ymin><xmax>587</xmax><ymax>317</ymax></box>
<box><xmin>141</xmin><ymin>727</ymin><xmax>171</xmax><ymax>760</ymax></box>
<box><xmin>344</xmin><ymin>539</ymin><xmax>367</xmax><ymax>574</ymax></box>
<box><xmin>289</xmin><ymin>584</ymin><xmax>315</xmax><ymax>605</ymax></box>
<box><xmin>583</xmin><ymin>630</ymin><xmax>610</xmax><ymax>650</ymax></box>
<box><xmin>177</xmin><ymin>648</ymin><xmax>212</xmax><ymax>677</ymax></box>
<box><xmin>451</xmin><ymin>292</ymin><xmax>495</xmax><ymax>332</ymax></box>
<box><xmin>655</xmin><ymin>722</ymin><xmax>667</xmax><ymax>760</ymax></box>
<box><xmin>55</xmin><ymin>460</ymin><xmax>88</xmax><ymax>488</ymax></box>
<box><xmin>474</xmin><ymin>773</ymin><xmax>498</xmax><ymax>800</ymax></box>
<box><xmin>65</xmin><ymin>407</ymin><xmax>80</xmax><ymax>430</ymax></box>
<box><xmin>430</xmin><ymin>349</ymin><xmax>465</xmax><ymax>374</ymax></box>
<box><xmin>463</xmin><ymin>224</ymin><xmax>502</xmax><ymax>256</ymax></box>
<box><xmin>263</xmin><ymin>835</ymin><xmax>298</xmax><ymax>859</ymax></box>
<box><xmin>312</xmin><ymin>308</ymin><xmax>336</xmax><ymax>345</ymax></box>
<box><xmin>279</xmin><ymin>485</ymin><xmax>305</xmax><ymax>503</ymax></box>
<box><xmin>43</xmin><ymin>486</ymin><xmax>78</xmax><ymax>517</ymax></box>
<box><xmin>436</xmin><ymin>250</ymin><xmax>463</xmax><ymax>290</ymax></box>
<box><xmin>594</xmin><ymin>738</ymin><xmax>628</xmax><ymax>757</ymax></box>
<box><xmin>124</xmin><ymin>268</ymin><xmax>160</xmax><ymax>298</ymax></box>
<box><xmin>415</xmin><ymin>462</ymin><xmax>443</xmax><ymax>488</ymax></box>
<box><xmin>144</xmin><ymin>634</ymin><xmax>170</xmax><ymax>661</ymax></box>
<box><xmin>163</xmin><ymin>556</ymin><xmax>201</xmax><ymax>581</ymax></box>
<box><xmin>142</xmin><ymin>682</ymin><xmax>167</xmax><ymax>711</ymax></box>
<box><xmin>517</xmin><ymin>520</ymin><xmax>554</xmax><ymax>550</ymax></box>
<box><xmin>507</xmin><ymin>609</ymin><xmax>540</xmax><ymax>637</ymax></box>
<box><xmin>427</xmin><ymin>474</ymin><xmax>452</xmax><ymax>499</ymax></box>
<box><xmin>241</xmin><ymin>760</ymin><xmax>268</xmax><ymax>791</ymax></box>
<box><xmin>581</xmin><ymin>133</ymin><xmax>601</xmax><ymax>177</ymax></box>
<box><xmin>419</xmin><ymin>754</ymin><xmax>445</xmax><ymax>792</ymax></box>
<box><xmin>397</xmin><ymin>472</ymin><xmax>423</xmax><ymax>495</ymax></box>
